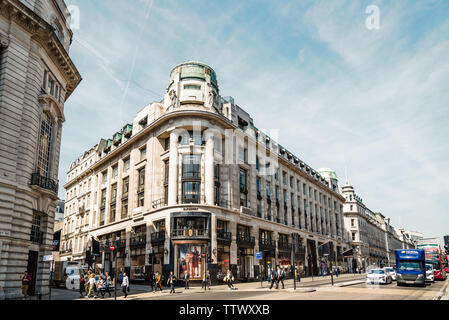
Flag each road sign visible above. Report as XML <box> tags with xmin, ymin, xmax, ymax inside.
<box><xmin>110</xmin><ymin>245</ymin><xmax>115</xmax><ymax>251</ymax></box>
<box><xmin>43</xmin><ymin>255</ymin><xmax>54</xmax><ymax>261</ymax></box>
<box><xmin>255</xmin><ymin>252</ymin><xmax>263</xmax><ymax>260</ymax></box>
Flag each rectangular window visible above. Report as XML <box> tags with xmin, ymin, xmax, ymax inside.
<box><xmin>121</xmin><ymin>199</ymin><xmax>128</xmax><ymax>219</ymax></box>
<box><xmin>266</xmin><ymin>182</ymin><xmax>271</xmax><ymax>199</ymax></box>
<box><xmin>256</xmin><ymin>177</ymin><xmax>261</xmax><ymax>195</ymax></box>
<box><xmin>111</xmin><ymin>184</ymin><xmax>117</xmax><ymax>203</ymax></box>
<box><xmin>102</xmin><ymin>171</ymin><xmax>108</xmax><ymax>184</ymax></box>
<box><xmin>137</xmin><ymin>168</ymin><xmax>145</xmax><ymax>206</ymax></box>
<box><xmin>184</xmin><ymin>84</ymin><xmax>201</xmax><ymax>90</ymax></box>
<box><xmin>123</xmin><ymin>157</ymin><xmax>130</xmax><ymax>172</ymax></box>
<box><xmin>239</xmin><ymin>168</ymin><xmax>247</xmax><ymax>193</ymax></box>
<box><xmin>100</xmin><ymin>208</ymin><xmax>105</xmax><ymax>226</ymax></box>
<box><xmin>140</xmin><ymin>147</ymin><xmax>147</xmax><ymax>161</ymax></box>
<box><xmin>100</xmin><ymin>189</ymin><xmax>106</xmax><ymax>208</ymax></box>
<box><xmin>182</xmin><ymin>181</ymin><xmax>200</xmax><ymax>204</ymax></box>
<box><xmin>112</xmin><ymin>165</ymin><xmax>118</xmax><ymax>178</ymax></box>
<box><xmin>122</xmin><ymin>177</ymin><xmax>129</xmax><ymax>199</ymax></box>
<box><xmin>30</xmin><ymin>213</ymin><xmax>42</xmax><ymax>244</ymax></box>
<box><xmin>182</xmin><ymin>155</ymin><xmax>201</xmax><ymax>179</ymax></box>
<box><xmin>36</xmin><ymin>113</ymin><xmax>53</xmax><ymax>178</ymax></box>
<box><xmin>257</xmin><ymin>199</ymin><xmax>262</xmax><ymax>217</ymax></box>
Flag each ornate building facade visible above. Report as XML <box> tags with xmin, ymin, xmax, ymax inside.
<box><xmin>61</xmin><ymin>62</ymin><xmax>348</xmax><ymax>284</ymax></box>
<box><xmin>0</xmin><ymin>0</ymin><xmax>81</xmax><ymax>299</ymax></box>
<box><xmin>341</xmin><ymin>183</ymin><xmax>415</xmax><ymax>272</ymax></box>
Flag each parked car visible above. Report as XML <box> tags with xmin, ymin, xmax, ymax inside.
<box><xmin>366</xmin><ymin>268</ymin><xmax>393</xmax><ymax>285</ymax></box>
<box><xmin>426</xmin><ymin>264</ymin><xmax>435</xmax><ymax>283</ymax></box>
<box><xmin>383</xmin><ymin>267</ymin><xmax>397</xmax><ymax>281</ymax></box>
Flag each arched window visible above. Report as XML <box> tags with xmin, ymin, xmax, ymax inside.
<box><xmin>36</xmin><ymin>113</ymin><xmax>53</xmax><ymax>178</ymax></box>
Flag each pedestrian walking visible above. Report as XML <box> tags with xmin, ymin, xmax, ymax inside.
<box><xmin>87</xmin><ymin>274</ymin><xmax>96</xmax><ymax>298</ymax></box>
<box><xmin>167</xmin><ymin>271</ymin><xmax>177</xmax><ymax>294</ymax></box>
<box><xmin>184</xmin><ymin>271</ymin><xmax>190</xmax><ymax>289</ymax></box>
<box><xmin>277</xmin><ymin>267</ymin><xmax>285</xmax><ymax>289</ymax></box>
<box><xmin>225</xmin><ymin>269</ymin><xmax>234</xmax><ymax>289</ymax></box>
<box><xmin>155</xmin><ymin>271</ymin><xmax>163</xmax><ymax>292</ymax></box>
<box><xmin>21</xmin><ymin>271</ymin><xmax>31</xmax><ymax>300</ymax></box>
<box><xmin>335</xmin><ymin>267</ymin><xmax>339</xmax><ymax>278</ymax></box>
<box><xmin>104</xmin><ymin>272</ymin><xmax>112</xmax><ymax>297</ymax></box>
<box><xmin>202</xmin><ymin>271</ymin><xmax>211</xmax><ymax>290</ymax></box>
<box><xmin>121</xmin><ymin>273</ymin><xmax>129</xmax><ymax>299</ymax></box>
<box><xmin>269</xmin><ymin>268</ymin><xmax>276</xmax><ymax>289</ymax></box>
<box><xmin>119</xmin><ymin>272</ymin><xmax>123</xmax><ymax>286</ymax></box>
<box><xmin>79</xmin><ymin>275</ymin><xmax>86</xmax><ymax>298</ymax></box>
<box><xmin>96</xmin><ymin>277</ymin><xmax>105</xmax><ymax>298</ymax></box>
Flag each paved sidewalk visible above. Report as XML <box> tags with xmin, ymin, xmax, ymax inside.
<box><xmin>127</xmin><ymin>273</ymin><xmax>365</xmax><ymax>293</ymax></box>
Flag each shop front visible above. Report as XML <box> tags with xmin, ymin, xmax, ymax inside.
<box><xmin>259</xmin><ymin>249</ymin><xmax>275</xmax><ymax>279</ymax></box>
<box><xmin>176</xmin><ymin>241</ymin><xmax>208</xmax><ymax>280</ymax></box>
<box><xmin>129</xmin><ymin>225</ymin><xmax>147</xmax><ymax>284</ymax></box>
<box><xmin>236</xmin><ymin>225</ymin><xmax>255</xmax><ymax>281</ymax></box>
<box><xmin>171</xmin><ymin>212</ymin><xmax>211</xmax><ymax>281</ymax></box>
<box><xmin>216</xmin><ymin>226</ymin><xmax>231</xmax><ymax>282</ymax></box>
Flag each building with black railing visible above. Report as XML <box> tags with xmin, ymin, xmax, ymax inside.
<box><xmin>61</xmin><ymin>62</ymin><xmax>349</xmax><ymax>284</ymax></box>
<box><xmin>0</xmin><ymin>0</ymin><xmax>81</xmax><ymax>300</ymax></box>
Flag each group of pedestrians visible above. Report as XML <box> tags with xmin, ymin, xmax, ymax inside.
<box><xmin>269</xmin><ymin>266</ymin><xmax>286</xmax><ymax>290</ymax></box>
<box><xmin>79</xmin><ymin>271</ymin><xmax>130</xmax><ymax>299</ymax></box>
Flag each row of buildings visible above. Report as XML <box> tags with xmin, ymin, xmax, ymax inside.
<box><xmin>0</xmin><ymin>0</ymin><xmax>420</xmax><ymax>299</ymax></box>
<box><xmin>57</xmin><ymin>61</ymin><xmax>418</xmax><ymax>285</ymax></box>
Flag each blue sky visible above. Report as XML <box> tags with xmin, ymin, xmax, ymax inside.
<box><xmin>61</xmin><ymin>0</ymin><xmax>449</xmax><ymax>240</ymax></box>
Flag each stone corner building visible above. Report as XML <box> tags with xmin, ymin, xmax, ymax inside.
<box><xmin>61</xmin><ymin>61</ymin><xmax>348</xmax><ymax>285</ymax></box>
<box><xmin>0</xmin><ymin>0</ymin><xmax>81</xmax><ymax>299</ymax></box>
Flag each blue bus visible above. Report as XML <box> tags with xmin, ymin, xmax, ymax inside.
<box><xmin>395</xmin><ymin>249</ymin><xmax>426</xmax><ymax>287</ymax></box>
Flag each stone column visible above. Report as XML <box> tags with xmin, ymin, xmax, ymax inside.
<box><xmin>168</xmin><ymin>131</ymin><xmax>179</xmax><ymax>205</ymax></box>
<box><xmin>204</xmin><ymin>133</ymin><xmax>215</xmax><ymax>205</ymax></box>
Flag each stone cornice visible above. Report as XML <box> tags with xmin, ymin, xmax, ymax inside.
<box><xmin>0</xmin><ymin>0</ymin><xmax>81</xmax><ymax>99</ymax></box>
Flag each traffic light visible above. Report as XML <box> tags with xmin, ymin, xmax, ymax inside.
<box><xmin>148</xmin><ymin>253</ymin><xmax>154</xmax><ymax>265</ymax></box>
<box><xmin>207</xmin><ymin>253</ymin><xmax>212</xmax><ymax>264</ymax></box>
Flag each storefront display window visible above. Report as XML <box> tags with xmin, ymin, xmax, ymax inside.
<box><xmin>217</xmin><ymin>243</ymin><xmax>230</xmax><ymax>277</ymax></box>
<box><xmin>178</xmin><ymin>243</ymin><xmax>206</xmax><ymax>280</ymax></box>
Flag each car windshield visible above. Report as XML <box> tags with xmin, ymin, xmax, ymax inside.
<box><xmin>369</xmin><ymin>270</ymin><xmax>384</xmax><ymax>274</ymax></box>
<box><xmin>398</xmin><ymin>262</ymin><xmax>421</xmax><ymax>271</ymax></box>
<box><xmin>426</xmin><ymin>265</ymin><xmax>433</xmax><ymax>271</ymax></box>
<box><xmin>385</xmin><ymin>268</ymin><xmax>394</xmax><ymax>272</ymax></box>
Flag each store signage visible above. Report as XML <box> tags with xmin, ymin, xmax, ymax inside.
<box><xmin>184</xmin><ymin>207</ymin><xmax>199</xmax><ymax>211</ymax></box>
<box><xmin>255</xmin><ymin>252</ymin><xmax>263</xmax><ymax>260</ymax></box>
<box><xmin>43</xmin><ymin>255</ymin><xmax>54</xmax><ymax>262</ymax></box>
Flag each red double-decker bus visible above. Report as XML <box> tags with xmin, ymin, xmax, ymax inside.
<box><xmin>418</xmin><ymin>244</ymin><xmax>447</xmax><ymax>280</ymax></box>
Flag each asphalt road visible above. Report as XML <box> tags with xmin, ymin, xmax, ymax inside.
<box><xmin>46</xmin><ymin>277</ymin><xmax>448</xmax><ymax>301</ymax></box>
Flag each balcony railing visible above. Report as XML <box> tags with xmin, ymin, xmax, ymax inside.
<box><xmin>130</xmin><ymin>234</ymin><xmax>146</xmax><ymax>246</ymax></box>
<box><xmin>115</xmin><ymin>239</ymin><xmax>126</xmax><ymax>250</ymax></box>
<box><xmin>151</xmin><ymin>231</ymin><xmax>165</xmax><ymax>243</ymax></box>
<box><xmin>278</xmin><ymin>241</ymin><xmax>292</xmax><ymax>251</ymax></box>
<box><xmin>215</xmin><ymin>199</ymin><xmax>230</xmax><ymax>209</ymax></box>
<box><xmin>152</xmin><ymin>198</ymin><xmax>167</xmax><ymax>209</ymax></box>
<box><xmin>172</xmin><ymin>228</ymin><xmax>209</xmax><ymax>239</ymax></box>
<box><xmin>30</xmin><ymin>173</ymin><xmax>58</xmax><ymax>193</ymax></box>
<box><xmin>259</xmin><ymin>238</ymin><xmax>276</xmax><ymax>249</ymax></box>
<box><xmin>217</xmin><ymin>231</ymin><xmax>232</xmax><ymax>242</ymax></box>
<box><xmin>236</xmin><ymin>233</ymin><xmax>255</xmax><ymax>247</ymax></box>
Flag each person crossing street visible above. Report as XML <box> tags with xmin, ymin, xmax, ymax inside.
<box><xmin>167</xmin><ymin>271</ymin><xmax>176</xmax><ymax>294</ymax></box>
